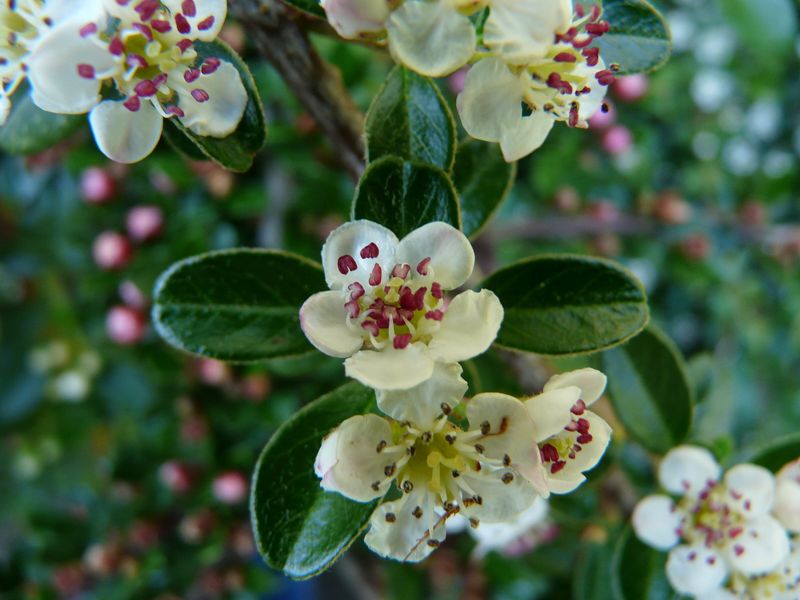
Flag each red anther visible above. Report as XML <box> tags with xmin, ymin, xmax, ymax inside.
<box><xmin>571</xmin><ymin>35</ymin><xmax>594</xmax><ymax>49</ymax></box>
<box><xmin>729</xmin><ymin>527</ymin><xmax>743</xmax><ymax>539</ymax></box>
<box><xmin>77</xmin><ymin>64</ymin><xmax>95</xmax><ymax>79</ymax></box>
<box><xmin>127</xmin><ymin>54</ymin><xmax>148</xmax><ymax>68</ymax></box>
<box><xmin>570</xmin><ymin>399</ymin><xmax>586</xmax><ymax>415</ymax></box>
<box><xmin>688</xmin><ymin>551</ymin><xmax>697</xmax><ymax>561</ymax></box>
<box><xmin>152</xmin><ymin>73</ymin><xmax>167</xmax><ymax>87</ymax></box>
<box><xmin>79</xmin><ymin>23</ymin><xmax>97</xmax><ymax>37</ymax></box>
<box><xmin>197</xmin><ymin>16</ymin><xmax>215</xmax><ymax>31</ymax></box>
<box><xmin>397</xmin><ymin>309</ymin><xmax>414</xmax><ymax>323</ymax></box>
<box><xmin>550</xmin><ymin>460</ymin><xmax>567</xmax><ymax>474</ymax></box>
<box><xmin>181</xmin><ymin>0</ymin><xmax>197</xmax><ymax>16</ymax></box>
<box><xmin>191</xmin><ymin>89</ymin><xmax>210</xmax><ymax>102</ymax></box>
<box><xmin>360</xmin><ymin>242</ymin><xmax>379</xmax><ymax>259</ymax></box>
<box><xmin>362</xmin><ymin>320</ymin><xmax>379</xmax><ymax>337</ymax></box>
<box><xmin>369</xmin><ymin>264</ymin><xmax>382</xmax><ymax>286</ymax></box>
<box><xmin>184</xmin><ymin>68</ymin><xmax>200</xmax><ymax>83</ymax></box>
<box><xmin>134</xmin><ymin>79</ymin><xmax>157</xmax><ymax>97</ymax></box>
<box><xmin>399</xmin><ymin>287</ymin><xmax>416</xmax><ymax>310</ymax></box>
<box><xmin>589</xmin><ymin>4</ymin><xmax>602</xmax><ymax>21</ymax></box>
<box><xmin>574</xmin><ymin>3</ymin><xmax>585</xmax><ymax>17</ymax></box>
<box><xmin>123</xmin><ymin>95</ymin><xmax>141</xmax><ymax>112</ymax></box>
<box><xmin>166</xmin><ymin>105</ymin><xmax>184</xmax><ymax>117</ymax></box>
<box><xmin>706</xmin><ymin>556</ymin><xmax>716</xmax><ymax>565</ymax></box>
<box><xmin>554</xmin><ymin>52</ymin><xmax>577</xmax><ymax>63</ymax></box>
<box><xmin>540</xmin><ymin>443</ymin><xmax>559</xmax><ymax>463</ymax></box>
<box><xmin>431</xmin><ymin>282</ymin><xmax>442</xmax><ymax>299</ymax></box>
<box><xmin>344</xmin><ymin>300</ymin><xmax>360</xmax><ymax>318</ymax></box>
<box><xmin>586</xmin><ymin>21</ymin><xmax>610</xmax><ymax>35</ymax></box>
<box><xmin>576</xmin><ymin>418</ymin><xmax>590</xmax><ymax>434</ymax></box>
<box><xmin>391</xmin><ymin>263</ymin><xmax>411</xmax><ymax>279</ymax></box>
<box><xmin>582</xmin><ymin>47</ymin><xmax>600</xmax><ymax>66</ymax></box>
<box><xmin>132</xmin><ymin>23</ymin><xmax>153</xmax><ymax>41</ymax></box>
<box><xmin>596</xmin><ymin>70</ymin><xmax>616</xmax><ymax>86</ymax></box>
<box><xmin>200</xmin><ymin>57</ymin><xmax>221</xmax><ymax>75</ymax></box>
<box><xmin>393</xmin><ymin>334</ymin><xmax>412</xmax><ymax>349</ymax></box>
<box><xmin>348</xmin><ymin>282</ymin><xmax>365</xmax><ymax>300</ymax></box>
<box><xmin>413</xmin><ymin>287</ymin><xmax>426</xmax><ymax>309</ymax></box>
<box><xmin>134</xmin><ymin>0</ymin><xmax>159</xmax><ymax>21</ymax></box>
<box><xmin>175</xmin><ymin>13</ymin><xmax>191</xmax><ymax>34</ymax></box>
<box><xmin>733</xmin><ymin>545</ymin><xmax>744</xmax><ymax>556</ymax></box>
<box><xmin>565</xmin><ymin>421</ymin><xmax>579</xmax><ymax>432</ymax></box>
<box><xmin>744</xmin><ymin>500</ymin><xmax>752</xmax><ymax>511</ymax></box>
<box><xmin>425</xmin><ymin>310</ymin><xmax>444</xmax><ymax>321</ymax></box>
<box><xmin>568</xmin><ymin>104</ymin><xmax>580</xmax><ymax>127</ymax></box>
<box><xmin>109</xmin><ymin>37</ymin><xmax>124</xmax><ymax>55</ymax></box>
<box><xmin>547</xmin><ymin>72</ymin><xmax>573</xmax><ymax>94</ymax></box>
<box><xmin>337</xmin><ymin>254</ymin><xmax>357</xmax><ymax>274</ymax></box>
<box><xmin>151</xmin><ymin>19</ymin><xmax>171</xmax><ymax>33</ymax></box>
<box><xmin>177</xmin><ymin>39</ymin><xmax>193</xmax><ymax>53</ymax></box>
<box><xmin>577</xmin><ymin>433</ymin><xmax>593</xmax><ymax>444</ymax></box>
<box><xmin>416</xmin><ymin>257</ymin><xmax>431</xmax><ymax>275</ymax></box>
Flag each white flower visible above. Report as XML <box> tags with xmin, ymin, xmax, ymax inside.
<box><xmin>299</xmin><ymin>220</ymin><xmax>504</xmax><ymax>391</ymax></box>
<box><xmin>774</xmin><ymin>458</ymin><xmax>800</xmax><ymax>533</ymax></box>
<box><xmin>456</xmin><ymin>3</ymin><xmax>613</xmax><ymax>161</ymax></box>
<box><xmin>320</xmin><ymin>0</ymin><xmax>391</xmax><ymax>39</ymax></box>
<box><xmin>26</xmin><ymin>0</ymin><xmax>247</xmax><ymax>163</ymax></box>
<box><xmin>632</xmin><ymin>446</ymin><xmax>791</xmax><ymax>598</ymax></box>
<box><xmin>314</xmin><ymin>365</ymin><xmax>547</xmax><ymax>562</ymax></box>
<box><xmin>525</xmin><ymin>368</ymin><xmax>612</xmax><ymax>494</ymax></box>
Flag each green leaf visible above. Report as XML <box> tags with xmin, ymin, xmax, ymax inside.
<box><xmin>602</xmin><ymin>326</ymin><xmax>693</xmax><ymax>454</ymax></box>
<box><xmin>152</xmin><ymin>249</ymin><xmax>325</xmax><ymax>362</ymax></box>
<box><xmin>352</xmin><ymin>156</ymin><xmax>461</xmax><ymax>238</ymax></box>
<box><xmin>161</xmin><ymin>119</ymin><xmax>209</xmax><ymax>161</ymax></box>
<box><xmin>480</xmin><ymin>255</ymin><xmax>649</xmax><ymax>356</ymax></box>
<box><xmin>0</xmin><ymin>85</ymin><xmax>83</xmax><ymax>155</ymax></box>
<box><xmin>574</xmin><ymin>541</ymin><xmax>617</xmax><ymax>600</ymax></box>
<box><xmin>594</xmin><ymin>0</ymin><xmax>672</xmax><ymax>75</ymax></box>
<box><xmin>453</xmin><ymin>140</ymin><xmax>516</xmax><ymax>239</ymax></box>
<box><xmin>251</xmin><ymin>381</ymin><xmax>379</xmax><ymax>579</ymax></box>
<box><xmin>169</xmin><ymin>39</ymin><xmax>267</xmax><ymax>172</ymax></box>
<box><xmin>749</xmin><ymin>433</ymin><xmax>800</xmax><ymax>472</ymax></box>
<box><xmin>612</xmin><ymin>527</ymin><xmax>679</xmax><ymax>600</ymax></box>
<box><xmin>720</xmin><ymin>0</ymin><xmax>797</xmax><ymax>53</ymax></box>
<box><xmin>282</xmin><ymin>0</ymin><xmax>325</xmax><ymax>18</ymax></box>
<box><xmin>365</xmin><ymin>67</ymin><xmax>457</xmax><ymax>172</ymax></box>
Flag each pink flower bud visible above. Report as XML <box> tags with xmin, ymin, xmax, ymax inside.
<box><xmin>118</xmin><ymin>280</ymin><xmax>148</xmax><ymax>310</ymax></box>
<box><xmin>158</xmin><ymin>460</ymin><xmax>193</xmax><ymax>493</ymax></box>
<box><xmin>654</xmin><ymin>192</ymin><xmax>692</xmax><ymax>225</ymax></box>
<box><xmin>601</xmin><ymin>125</ymin><xmax>633</xmax><ymax>155</ymax></box>
<box><xmin>212</xmin><ymin>471</ymin><xmax>249</xmax><ymax>504</ymax></box>
<box><xmin>80</xmin><ymin>167</ymin><xmax>117</xmax><ymax>204</ymax></box>
<box><xmin>126</xmin><ymin>205</ymin><xmax>163</xmax><ymax>242</ymax></box>
<box><xmin>588</xmin><ymin>101</ymin><xmax>616</xmax><ymax>129</ymax></box>
<box><xmin>614</xmin><ymin>74</ymin><xmax>649</xmax><ymax>102</ymax></box>
<box><xmin>93</xmin><ymin>231</ymin><xmax>132</xmax><ymax>270</ymax></box>
<box><xmin>448</xmin><ymin>67</ymin><xmax>468</xmax><ymax>96</ymax></box>
<box><xmin>195</xmin><ymin>358</ymin><xmax>232</xmax><ymax>386</ymax></box>
<box><xmin>106</xmin><ymin>306</ymin><xmax>146</xmax><ymax>345</ymax></box>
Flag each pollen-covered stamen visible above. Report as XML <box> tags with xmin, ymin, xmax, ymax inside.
<box><xmin>337</xmin><ymin>254</ymin><xmax>358</xmax><ymax>274</ymax></box>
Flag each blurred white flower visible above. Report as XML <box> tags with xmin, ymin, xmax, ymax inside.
<box><xmin>693</xmin><ymin>26</ymin><xmax>736</xmax><ymax>66</ymax></box>
<box><xmin>690</xmin><ymin>69</ymin><xmax>735</xmax><ymax>113</ymax></box>
<box><xmin>745</xmin><ymin>98</ymin><xmax>782</xmax><ymax>142</ymax></box>
<box><xmin>722</xmin><ymin>138</ymin><xmax>758</xmax><ymax>176</ymax></box>
<box><xmin>774</xmin><ymin>459</ymin><xmax>800</xmax><ymax>533</ymax></box>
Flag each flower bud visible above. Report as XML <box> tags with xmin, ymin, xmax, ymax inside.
<box><xmin>588</xmin><ymin>101</ymin><xmax>616</xmax><ymax>129</ymax></box>
<box><xmin>92</xmin><ymin>231</ymin><xmax>132</xmax><ymax>270</ymax></box>
<box><xmin>158</xmin><ymin>460</ymin><xmax>194</xmax><ymax>494</ymax></box>
<box><xmin>320</xmin><ymin>0</ymin><xmax>389</xmax><ymax>39</ymax></box>
<box><xmin>80</xmin><ymin>167</ymin><xmax>117</xmax><ymax>204</ymax></box>
<box><xmin>614</xmin><ymin>74</ymin><xmax>649</xmax><ymax>102</ymax></box>
<box><xmin>106</xmin><ymin>306</ymin><xmax>146</xmax><ymax>345</ymax></box>
<box><xmin>601</xmin><ymin>125</ymin><xmax>633</xmax><ymax>156</ymax></box>
<box><xmin>118</xmin><ymin>280</ymin><xmax>148</xmax><ymax>310</ymax></box>
<box><xmin>126</xmin><ymin>205</ymin><xmax>163</xmax><ymax>242</ymax></box>
<box><xmin>212</xmin><ymin>471</ymin><xmax>249</xmax><ymax>504</ymax></box>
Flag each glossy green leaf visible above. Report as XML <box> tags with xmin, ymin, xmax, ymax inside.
<box><xmin>594</xmin><ymin>0</ymin><xmax>672</xmax><ymax>75</ymax></box>
<box><xmin>602</xmin><ymin>326</ymin><xmax>693</xmax><ymax>454</ymax></box>
<box><xmin>481</xmin><ymin>255</ymin><xmax>649</xmax><ymax>355</ymax></box>
<box><xmin>365</xmin><ymin>67</ymin><xmax>457</xmax><ymax>172</ymax></box>
<box><xmin>574</xmin><ymin>541</ymin><xmax>617</xmax><ymax>600</ymax></box>
<box><xmin>169</xmin><ymin>40</ymin><xmax>267</xmax><ymax>172</ymax></box>
<box><xmin>152</xmin><ymin>249</ymin><xmax>325</xmax><ymax>362</ymax></box>
<box><xmin>282</xmin><ymin>0</ymin><xmax>325</xmax><ymax>18</ymax></box>
<box><xmin>251</xmin><ymin>381</ymin><xmax>379</xmax><ymax>579</ymax></box>
<box><xmin>352</xmin><ymin>156</ymin><xmax>461</xmax><ymax>238</ymax></box>
<box><xmin>612</xmin><ymin>527</ymin><xmax>678</xmax><ymax>600</ymax></box>
<box><xmin>0</xmin><ymin>85</ymin><xmax>83</xmax><ymax>155</ymax></box>
<box><xmin>453</xmin><ymin>140</ymin><xmax>516</xmax><ymax>239</ymax></box>
<box><xmin>749</xmin><ymin>433</ymin><xmax>800</xmax><ymax>472</ymax></box>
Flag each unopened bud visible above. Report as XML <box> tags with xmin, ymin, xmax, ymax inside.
<box><xmin>93</xmin><ymin>231</ymin><xmax>132</xmax><ymax>270</ymax></box>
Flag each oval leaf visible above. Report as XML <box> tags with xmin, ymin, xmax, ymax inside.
<box><xmin>594</xmin><ymin>0</ymin><xmax>672</xmax><ymax>75</ymax></box>
<box><xmin>602</xmin><ymin>326</ymin><xmax>693</xmax><ymax>454</ymax></box>
<box><xmin>285</xmin><ymin>0</ymin><xmax>326</xmax><ymax>18</ymax></box>
<box><xmin>169</xmin><ymin>39</ymin><xmax>267</xmax><ymax>172</ymax></box>
<box><xmin>352</xmin><ymin>157</ymin><xmax>461</xmax><ymax>238</ymax></box>
<box><xmin>251</xmin><ymin>381</ymin><xmax>379</xmax><ymax>579</ymax></box>
<box><xmin>152</xmin><ymin>249</ymin><xmax>325</xmax><ymax>362</ymax></box>
<box><xmin>612</xmin><ymin>527</ymin><xmax>679</xmax><ymax>600</ymax></box>
<box><xmin>453</xmin><ymin>140</ymin><xmax>516</xmax><ymax>239</ymax></box>
<box><xmin>749</xmin><ymin>433</ymin><xmax>800</xmax><ymax>472</ymax></box>
<box><xmin>0</xmin><ymin>85</ymin><xmax>83</xmax><ymax>155</ymax></box>
<box><xmin>365</xmin><ymin>67</ymin><xmax>456</xmax><ymax>172</ymax></box>
<box><xmin>481</xmin><ymin>255</ymin><xmax>649</xmax><ymax>355</ymax></box>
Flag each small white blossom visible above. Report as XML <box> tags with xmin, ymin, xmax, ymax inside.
<box><xmin>320</xmin><ymin>0</ymin><xmax>390</xmax><ymax>39</ymax></box>
<box><xmin>299</xmin><ymin>220</ymin><xmax>503</xmax><ymax>391</ymax></box>
<box><xmin>774</xmin><ymin>458</ymin><xmax>800</xmax><ymax>534</ymax></box>
<box><xmin>314</xmin><ymin>365</ymin><xmax>547</xmax><ymax>562</ymax></box>
<box><xmin>632</xmin><ymin>446</ymin><xmax>791</xmax><ymax>598</ymax></box>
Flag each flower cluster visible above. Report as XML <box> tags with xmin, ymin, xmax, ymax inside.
<box><xmin>2</xmin><ymin>0</ymin><xmax>247</xmax><ymax>163</ymax></box>
<box><xmin>633</xmin><ymin>446</ymin><xmax>800</xmax><ymax>598</ymax></box>
<box><xmin>303</xmin><ymin>220</ymin><xmax>613</xmax><ymax>562</ymax></box>
<box><xmin>320</xmin><ymin>0</ymin><xmax>614</xmax><ymax>161</ymax></box>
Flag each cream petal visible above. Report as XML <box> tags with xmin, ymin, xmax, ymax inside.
<box><xmin>386</xmin><ymin>1</ymin><xmax>476</xmax><ymax>77</ymax></box>
<box><xmin>632</xmin><ymin>495</ymin><xmax>682</xmax><ymax>551</ymax></box>
<box><xmin>321</xmin><ymin>220</ymin><xmax>399</xmax><ymax>290</ymax></box>
<box><xmin>563</xmin><ymin>411</ymin><xmax>612</xmax><ymax>473</ymax></box>
<box><xmin>345</xmin><ymin>343</ymin><xmax>435</xmax><ymax>391</ymax></box>
<box><xmin>173</xmin><ymin>61</ymin><xmax>247</xmax><ymax>137</ymax></box>
<box><xmin>163</xmin><ymin>0</ymin><xmax>227</xmax><ymax>40</ymax></box>
<box><xmin>659</xmin><ymin>445</ymin><xmax>721</xmax><ymax>497</ymax></box>
<box><xmin>498</xmin><ymin>111</ymin><xmax>555</xmax><ymax>162</ymax></box>
<box><xmin>88</xmin><ymin>100</ymin><xmax>163</xmax><ymax>163</ymax></box>
<box><xmin>427</xmin><ymin>290</ymin><xmax>504</xmax><ymax>363</ymax></box>
<box><xmin>395</xmin><ymin>222</ymin><xmax>475</xmax><ymax>290</ymax></box>
<box><xmin>101</xmin><ymin>0</ymin><xmax>139</xmax><ymax>20</ymax></box>
<box><xmin>466</xmin><ymin>392</ymin><xmax>538</xmax><ymax>473</ymax></box>
<box><xmin>524</xmin><ymin>386</ymin><xmax>580</xmax><ymax>442</ymax></box>
<box><xmin>365</xmin><ymin>491</ymin><xmax>447</xmax><ymax>562</ymax></box>
<box><xmin>576</xmin><ymin>60</ymin><xmax>610</xmax><ymax>121</ymax></box>
<box><xmin>320</xmin><ymin>0</ymin><xmax>389</xmax><ymax>38</ymax></box>
<box><xmin>666</xmin><ymin>545</ymin><xmax>728</xmax><ymax>596</ymax></box>
<box><xmin>484</xmin><ymin>0</ymin><xmax>573</xmax><ymax>64</ymax></box>
<box><xmin>459</xmin><ymin>468</ymin><xmax>537</xmax><ymax>523</ymax></box>
<box><xmin>774</xmin><ymin>471</ymin><xmax>800</xmax><ymax>533</ymax></box>
<box><xmin>377</xmin><ymin>361</ymin><xmax>467</xmax><ymax>428</ymax></box>
<box><xmin>724</xmin><ymin>463</ymin><xmax>775</xmax><ymax>518</ymax></box>
<box><xmin>724</xmin><ymin>515</ymin><xmax>790</xmax><ymax>576</ymax></box>
<box><xmin>46</xmin><ymin>0</ymin><xmax>106</xmax><ymax>23</ymax></box>
<box><xmin>317</xmin><ymin>414</ymin><xmax>401</xmax><ymax>502</ymax></box>
<box><xmin>28</xmin><ymin>20</ymin><xmax>118</xmax><ymax>115</ymax></box>
<box><xmin>456</xmin><ymin>58</ymin><xmax>526</xmax><ymax>143</ymax></box>
<box><xmin>299</xmin><ymin>291</ymin><xmax>364</xmax><ymax>358</ymax></box>
<box><xmin>543</xmin><ymin>368</ymin><xmax>608</xmax><ymax>406</ymax></box>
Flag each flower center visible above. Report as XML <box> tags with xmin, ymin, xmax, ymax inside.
<box><xmin>539</xmin><ymin>398</ymin><xmax>593</xmax><ymax>474</ymax></box>
<box><xmin>1</xmin><ymin>0</ymin><xmax>50</xmax><ymax>105</ymax></box>
<box><xmin>678</xmin><ymin>483</ymin><xmax>748</xmax><ymax>553</ymax></box>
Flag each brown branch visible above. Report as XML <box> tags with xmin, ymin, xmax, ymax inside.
<box><xmin>229</xmin><ymin>0</ymin><xmax>366</xmax><ymax>181</ymax></box>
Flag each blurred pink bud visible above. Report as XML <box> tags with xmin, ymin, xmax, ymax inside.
<box><xmin>601</xmin><ymin>125</ymin><xmax>633</xmax><ymax>155</ymax></box>
<box><xmin>159</xmin><ymin>460</ymin><xmax>193</xmax><ymax>493</ymax></box>
<box><xmin>448</xmin><ymin>67</ymin><xmax>468</xmax><ymax>95</ymax></box>
<box><xmin>80</xmin><ymin>167</ymin><xmax>117</xmax><ymax>204</ymax></box>
<box><xmin>679</xmin><ymin>234</ymin><xmax>711</xmax><ymax>261</ymax></box>
<box><xmin>126</xmin><ymin>205</ymin><xmax>163</xmax><ymax>242</ymax></box>
<box><xmin>93</xmin><ymin>231</ymin><xmax>132</xmax><ymax>270</ymax></box>
<box><xmin>588</xmin><ymin>101</ymin><xmax>616</xmax><ymax>129</ymax></box>
<box><xmin>586</xmin><ymin>200</ymin><xmax>620</xmax><ymax>224</ymax></box>
<box><xmin>195</xmin><ymin>358</ymin><xmax>232</xmax><ymax>386</ymax></box>
<box><xmin>614</xmin><ymin>74</ymin><xmax>649</xmax><ymax>102</ymax></box>
<box><xmin>118</xmin><ymin>280</ymin><xmax>148</xmax><ymax>310</ymax></box>
<box><xmin>213</xmin><ymin>471</ymin><xmax>249</xmax><ymax>504</ymax></box>
<box><xmin>654</xmin><ymin>192</ymin><xmax>692</xmax><ymax>225</ymax></box>
<box><xmin>238</xmin><ymin>373</ymin><xmax>271</xmax><ymax>402</ymax></box>
<box><xmin>106</xmin><ymin>306</ymin><xmax>146</xmax><ymax>345</ymax></box>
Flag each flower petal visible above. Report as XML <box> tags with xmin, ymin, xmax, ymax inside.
<box><xmin>524</xmin><ymin>386</ymin><xmax>581</xmax><ymax>442</ymax></box>
<box><xmin>775</xmin><ymin>460</ymin><xmax>800</xmax><ymax>533</ymax></box>
<box><xmin>299</xmin><ymin>290</ymin><xmax>364</xmax><ymax>358</ymax></box>
<box><xmin>666</xmin><ymin>545</ymin><xmax>727</xmax><ymax>597</ymax></box>
<box><xmin>483</xmin><ymin>0</ymin><xmax>573</xmax><ymax>64</ymax></box>
<box><xmin>427</xmin><ymin>290</ymin><xmax>504</xmax><ymax>363</ymax></box>
<box><xmin>562</xmin><ymin>411</ymin><xmax>612</xmax><ymax>473</ymax></box>
<box><xmin>316</xmin><ymin>414</ymin><xmax>402</xmax><ymax>502</ymax></box>
<box><xmin>386</xmin><ymin>1</ymin><xmax>476</xmax><ymax>77</ymax></box>
<box><xmin>658</xmin><ymin>445</ymin><xmax>721</xmax><ymax>497</ymax></box>
<box><xmin>576</xmin><ymin>60</ymin><xmax>609</xmax><ymax>121</ymax></box>
<box><xmin>173</xmin><ymin>61</ymin><xmax>247</xmax><ymax>137</ymax></box>
<box><xmin>345</xmin><ymin>342</ymin><xmax>435</xmax><ymax>391</ymax></box>
<box><xmin>88</xmin><ymin>99</ymin><xmax>163</xmax><ymax>163</ymax></box>
<box><xmin>543</xmin><ymin>368</ymin><xmax>608</xmax><ymax>407</ymax></box>
<box><xmin>724</xmin><ymin>463</ymin><xmax>775</xmax><ymax>518</ymax></box>
<box><xmin>377</xmin><ymin>361</ymin><xmax>467</xmax><ymax>428</ymax></box>
<box><xmin>459</xmin><ymin>468</ymin><xmax>538</xmax><ymax>523</ymax></box>
<box><xmin>498</xmin><ymin>111</ymin><xmax>555</xmax><ymax>162</ymax></box>
<box><xmin>365</xmin><ymin>491</ymin><xmax>447</xmax><ymax>562</ymax></box>
<box><xmin>320</xmin><ymin>0</ymin><xmax>389</xmax><ymax>39</ymax></box>
<box><xmin>163</xmin><ymin>0</ymin><xmax>227</xmax><ymax>40</ymax></box>
<box><xmin>632</xmin><ymin>495</ymin><xmax>682</xmax><ymax>551</ymax></box>
<box><xmin>321</xmin><ymin>220</ymin><xmax>399</xmax><ymax>289</ymax></box>
<box><xmin>724</xmin><ymin>514</ymin><xmax>790</xmax><ymax>576</ymax></box>
<box><xmin>469</xmin><ymin>497</ymin><xmax>549</xmax><ymax>558</ymax></box>
<box><xmin>395</xmin><ymin>222</ymin><xmax>475</xmax><ymax>290</ymax></box>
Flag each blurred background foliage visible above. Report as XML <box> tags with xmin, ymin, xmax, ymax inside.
<box><xmin>1</xmin><ymin>0</ymin><xmax>799</xmax><ymax>598</ymax></box>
